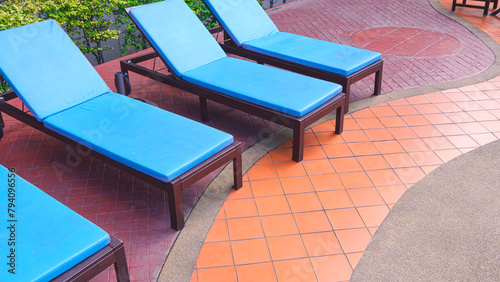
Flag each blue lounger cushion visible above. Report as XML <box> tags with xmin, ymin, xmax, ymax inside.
<box><xmin>128</xmin><ymin>0</ymin><xmax>226</xmax><ymax>76</ymax></box>
<box><xmin>203</xmin><ymin>0</ymin><xmax>382</xmax><ymax>76</ymax></box>
<box><xmin>43</xmin><ymin>92</ymin><xmax>234</xmax><ymax>182</ymax></box>
<box><xmin>243</xmin><ymin>32</ymin><xmax>382</xmax><ymax>76</ymax></box>
<box><xmin>0</xmin><ymin>165</ymin><xmax>110</xmax><ymax>281</ymax></box>
<box><xmin>183</xmin><ymin>57</ymin><xmax>342</xmax><ymax>117</ymax></box>
<box><xmin>0</xmin><ymin>20</ymin><xmax>110</xmax><ymax>121</ymax></box>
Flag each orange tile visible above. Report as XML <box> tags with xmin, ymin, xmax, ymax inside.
<box><xmin>355</xmin><ymin>117</ymin><xmax>384</xmax><ymax>129</ymax></box>
<box><xmin>227</xmin><ymin>217</ymin><xmax>264</xmax><ymax>240</ymax></box>
<box><xmin>256</xmin><ymin>153</ymin><xmax>273</xmax><ymax>165</ymax></box>
<box><xmin>215</xmin><ymin>208</ymin><xmax>225</xmax><ymax>220</ymax></box>
<box><xmin>273</xmin><ymin>258</ymin><xmax>316</xmax><ymax>282</ymax></box>
<box><xmin>406</xmin><ymin>95</ymin><xmax>430</xmax><ymax>105</ymax></box>
<box><xmin>366</xmin><ymin>169</ymin><xmax>403</xmax><ymax>186</ymax></box>
<box><xmin>409</xmin><ymin>151</ymin><xmax>443</xmax><ymax>166</ymax></box>
<box><xmin>227</xmin><ymin>182</ymin><xmax>253</xmax><ymax>200</ymax></box>
<box><xmin>224</xmin><ymin>199</ymin><xmax>259</xmax><ymax>219</ymax></box>
<box><xmin>197</xmin><ymin>266</ymin><xmax>237</xmax><ymax>282</ymax></box>
<box><xmin>261</xmin><ymin>214</ymin><xmax>299</xmax><ymax>237</ymax></box>
<box><xmin>317</xmin><ymin>190</ymin><xmax>354</xmax><ymax>210</ymax></box>
<box><xmin>398</xmin><ymin>138</ymin><xmax>431</xmax><ymax>152</ymax></box>
<box><xmin>326</xmin><ymin>208</ymin><xmax>365</xmax><ymax>230</ymax></box>
<box><xmin>343</xmin><ymin>117</ymin><xmax>362</xmax><ymax>130</ymax></box>
<box><xmin>196</xmin><ymin>242</ymin><xmax>233</xmax><ymax>268</ymax></box>
<box><xmin>402</xmin><ymin>114</ymin><xmax>430</xmax><ymax>126</ymax></box>
<box><xmin>413</xmin><ymin>103</ymin><xmax>441</xmax><ymax>114</ymax></box>
<box><xmin>424</xmin><ymin>92</ymin><xmax>451</xmax><ymax>103</ymax></box>
<box><xmin>330</xmin><ymin>157</ymin><xmax>363</xmax><ymax>173</ymax></box>
<box><xmin>374</xmin><ymin>140</ymin><xmax>405</xmax><ymax>154</ymax></box>
<box><xmin>236</xmin><ymin>263</ymin><xmax>277</xmax><ymax>282</ymax></box>
<box><xmin>376</xmin><ymin>185</ymin><xmax>407</xmax><ymax>204</ymax></box>
<box><xmin>301</xmin><ymin>231</ymin><xmax>343</xmax><ymax>257</ymax></box>
<box><xmin>421</xmin><ymin>165</ymin><xmax>440</xmax><ymax>175</ymax></box>
<box><xmin>255</xmin><ymin>195</ymin><xmax>291</xmax><ymax>216</ymax></box>
<box><xmin>304</xmin><ymin>133</ymin><xmax>320</xmax><ymax>146</ymax></box>
<box><xmin>335</xmin><ymin>228</ymin><xmax>372</xmax><ymax>253</ymax></box>
<box><xmin>388</xmin><ymin>99</ymin><xmax>409</xmax><ymax>106</ymax></box>
<box><xmin>368</xmin><ymin>226</ymin><xmax>379</xmax><ymax>236</ymax></box>
<box><xmin>435</xmin><ymin>123</ymin><xmax>466</xmax><ymax>136</ymax></box>
<box><xmin>314</xmin><ymin>132</ymin><xmax>345</xmax><ymax>145</ymax></box>
<box><xmin>280</xmin><ymin>176</ymin><xmax>314</xmax><ymax>194</ymax></box>
<box><xmin>347</xmin><ymin>187</ymin><xmax>385</xmax><ymax>207</ymax></box>
<box><xmin>341</xmin><ymin>130</ymin><xmax>370</xmax><ymax>143</ymax></box>
<box><xmin>231</xmin><ymin>238</ymin><xmax>271</xmax><ymax>265</ymax></box>
<box><xmin>370</xmin><ymin>105</ymin><xmax>398</xmax><ymax>117</ymax></box>
<box><xmin>274</xmin><ymin>162</ymin><xmax>307</xmax><ymax>178</ymax></box>
<box><xmin>251</xmin><ymin>179</ymin><xmax>284</xmax><ymax>197</ymax></box>
<box><xmin>190</xmin><ymin>270</ymin><xmax>197</xmax><ymax>282</ymax></box>
<box><xmin>270</xmin><ymin>148</ymin><xmax>294</xmax><ymax>163</ymax></box>
<box><xmin>302</xmin><ymin>146</ymin><xmax>327</xmax><ymax>160</ymax></box>
<box><xmin>312</xmin><ymin>120</ymin><xmax>336</xmax><ymax>132</ymax></box>
<box><xmin>347</xmin><ymin>142</ymin><xmax>379</xmax><ymax>156</ymax></box>
<box><xmin>351</xmin><ymin>108</ymin><xmax>376</xmax><ymax>118</ymax></box>
<box><xmin>364</xmin><ymin>128</ymin><xmax>394</xmax><ymax>141</ymax></box>
<box><xmin>480</xmin><ymin>120</ymin><xmax>500</xmax><ymax>132</ymax></box>
<box><xmin>205</xmin><ymin>220</ymin><xmax>229</xmax><ymax>243</ymax></box>
<box><xmin>446</xmin><ymin>111</ymin><xmax>475</xmax><ymax>123</ymax></box>
<box><xmin>247</xmin><ymin>163</ymin><xmax>278</xmax><ymax>181</ymax></box>
<box><xmin>394</xmin><ymin>167</ymin><xmax>426</xmax><ymax>184</ymax></box>
<box><xmin>392</xmin><ymin>105</ymin><xmax>419</xmax><ymax>116</ymax></box>
<box><xmin>424</xmin><ymin>113</ymin><xmax>453</xmax><ymax>124</ymax></box>
<box><xmin>310</xmin><ymin>254</ymin><xmax>352</xmax><ymax>282</ymax></box>
<box><xmin>286</xmin><ymin>193</ymin><xmax>323</xmax><ymax>213</ymax></box>
<box><xmin>293</xmin><ymin>211</ymin><xmax>333</xmax><ymax>233</ymax></box>
<box><xmin>309</xmin><ymin>174</ymin><xmax>344</xmax><ymax>191</ymax></box>
<box><xmin>346</xmin><ymin>252</ymin><xmax>364</xmax><ymax>270</ymax></box>
<box><xmin>302</xmin><ymin>159</ymin><xmax>335</xmax><ymax>175</ymax></box>
<box><xmin>412</xmin><ymin>125</ymin><xmax>443</xmax><ymax>138</ymax></box>
<box><xmin>356</xmin><ymin>155</ymin><xmax>391</xmax><ymax>170</ymax></box>
<box><xmin>422</xmin><ymin>136</ymin><xmax>456</xmax><ymax>150</ymax></box>
<box><xmin>446</xmin><ymin>135</ymin><xmax>479</xmax><ymax>148</ymax></box>
<box><xmin>383</xmin><ymin>152</ymin><xmax>418</xmax><ymax>168</ymax></box>
<box><xmin>322</xmin><ymin>143</ymin><xmax>354</xmax><ymax>158</ymax></box>
<box><xmin>378</xmin><ymin>116</ymin><xmax>407</xmax><ymax>127</ymax></box>
<box><xmin>267</xmin><ymin>235</ymin><xmax>308</xmax><ymax>260</ymax></box>
<box><xmin>388</xmin><ymin>126</ymin><xmax>419</xmax><ymax>139</ymax></box>
<box><xmin>338</xmin><ymin>171</ymin><xmax>373</xmax><ymax>188</ymax></box>
<box><xmin>470</xmin><ymin>132</ymin><xmax>498</xmax><ymax>145</ymax></box>
<box><xmin>357</xmin><ymin>205</ymin><xmax>390</xmax><ymax>227</ymax></box>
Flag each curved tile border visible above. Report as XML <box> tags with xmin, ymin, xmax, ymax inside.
<box><xmin>159</xmin><ymin>0</ymin><xmax>500</xmax><ymax>280</ymax></box>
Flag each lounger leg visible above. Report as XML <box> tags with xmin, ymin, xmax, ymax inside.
<box><xmin>292</xmin><ymin>123</ymin><xmax>305</xmax><ymax>162</ymax></box>
<box><xmin>112</xmin><ymin>239</ymin><xmax>130</xmax><ymax>282</ymax></box>
<box><xmin>374</xmin><ymin>65</ymin><xmax>383</xmax><ymax>96</ymax></box>
<box><xmin>200</xmin><ymin>97</ymin><xmax>210</xmax><ymax>122</ymax></box>
<box><xmin>233</xmin><ymin>148</ymin><xmax>243</xmax><ymax>190</ymax></box>
<box><xmin>335</xmin><ymin>104</ymin><xmax>344</xmax><ymax>134</ymax></box>
<box><xmin>167</xmin><ymin>183</ymin><xmax>185</xmax><ymax>230</ymax></box>
<box><xmin>485</xmin><ymin>0</ymin><xmax>491</xmax><ymax>15</ymax></box>
<box><xmin>452</xmin><ymin>0</ymin><xmax>457</xmax><ymax>11</ymax></box>
<box><xmin>344</xmin><ymin>82</ymin><xmax>351</xmax><ymax>114</ymax></box>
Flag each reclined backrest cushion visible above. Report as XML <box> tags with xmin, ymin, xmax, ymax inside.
<box><xmin>204</xmin><ymin>0</ymin><xmax>279</xmax><ymax>46</ymax></box>
<box><xmin>128</xmin><ymin>0</ymin><xmax>227</xmax><ymax>77</ymax></box>
<box><xmin>0</xmin><ymin>20</ymin><xmax>110</xmax><ymax>121</ymax></box>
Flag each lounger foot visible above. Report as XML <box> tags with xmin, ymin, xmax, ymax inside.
<box><xmin>115</xmin><ymin>72</ymin><xmax>131</xmax><ymax>96</ymax></box>
<box><xmin>167</xmin><ymin>183</ymin><xmax>185</xmax><ymax>231</ymax></box>
<box><xmin>335</xmin><ymin>104</ymin><xmax>344</xmax><ymax>134</ymax></box>
<box><xmin>292</xmin><ymin>124</ymin><xmax>305</xmax><ymax>162</ymax></box>
<box><xmin>374</xmin><ymin>65</ymin><xmax>383</xmax><ymax>96</ymax></box>
<box><xmin>233</xmin><ymin>149</ymin><xmax>243</xmax><ymax>189</ymax></box>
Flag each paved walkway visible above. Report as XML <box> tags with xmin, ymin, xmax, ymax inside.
<box><xmin>0</xmin><ymin>0</ymin><xmax>499</xmax><ymax>281</ymax></box>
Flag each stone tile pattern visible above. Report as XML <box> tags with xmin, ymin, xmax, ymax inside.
<box><xmin>191</xmin><ymin>79</ymin><xmax>500</xmax><ymax>282</ymax></box>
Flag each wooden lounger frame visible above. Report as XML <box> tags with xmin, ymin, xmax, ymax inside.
<box><xmin>53</xmin><ymin>236</ymin><xmax>129</xmax><ymax>281</ymax></box>
<box><xmin>212</xmin><ymin>26</ymin><xmax>383</xmax><ymax>113</ymax></box>
<box><xmin>0</xmin><ymin>91</ymin><xmax>243</xmax><ymax>231</ymax></box>
<box><xmin>118</xmin><ymin>27</ymin><xmax>344</xmax><ymax>162</ymax></box>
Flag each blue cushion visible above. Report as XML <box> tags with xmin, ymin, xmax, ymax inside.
<box><xmin>0</xmin><ymin>165</ymin><xmax>110</xmax><ymax>281</ymax></box>
<box><xmin>128</xmin><ymin>0</ymin><xmax>227</xmax><ymax>76</ymax></box>
<box><xmin>0</xmin><ymin>20</ymin><xmax>110</xmax><ymax>121</ymax></box>
<box><xmin>43</xmin><ymin>93</ymin><xmax>234</xmax><ymax>182</ymax></box>
<box><xmin>243</xmin><ymin>32</ymin><xmax>383</xmax><ymax>76</ymax></box>
<box><xmin>182</xmin><ymin>57</ymin><xmax>342</xmax><ymax>117</ymax></box>
<box><xmin>203</xmin><ymin>0</ymin><xmax>279</xmax><ymax>46</ymax></box>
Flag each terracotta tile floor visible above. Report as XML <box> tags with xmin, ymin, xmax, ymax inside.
<box><xmin>1</xmin><ymin>0</ymin><xmax>499</xmax><ymax>281</ymax></box>
<box><xmin>192</xmin><ymin>80</ymin><xmax>500</xmax><ymax>282</ymax></box>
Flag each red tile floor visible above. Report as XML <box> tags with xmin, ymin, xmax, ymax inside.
<box><xmin>1</xmin><ymin>0</ymin><xmax>500</xmax><ymax>281</ymax></box>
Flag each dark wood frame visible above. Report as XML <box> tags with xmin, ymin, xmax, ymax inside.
<box><xmin>452</xmin><ymin>0</ymin><xmax>498</xmax><ymax>15</ymax></box>
<box><xmin>0</xmin><ymin>91</ymin><xmax>243</xmax><ymax>231</ymax></box>
<box><xmin>205</xmin><ymin>20</ymin><xmax>383</xmax><ymax>113</ymax></box>
<box><xmin>118</xmin><ymin>26</ymin><xmax>344</xmax><ymax>162</ymax></box>
<box><xmin>53</xmin><ymin>236</ymin><xmax>129</xmax><ymax>282</ymax></box>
